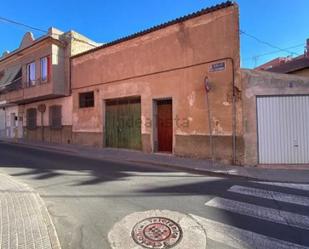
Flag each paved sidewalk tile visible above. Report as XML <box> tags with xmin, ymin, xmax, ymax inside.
<box><xmin>0</xmin><ymin>173</ymin><xmax>61</xmax><ymax>249</ymax></box>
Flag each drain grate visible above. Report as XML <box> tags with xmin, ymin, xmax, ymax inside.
<box><xmin>132</xmin><ymin>217</ymin><xmax>182</xmax><ymax>249</ymax></box>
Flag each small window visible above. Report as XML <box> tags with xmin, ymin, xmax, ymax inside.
<box><xmin>40</xmin><ymin>56</ymin><xmax>50</xmax><ymax>82</ymax></box>
<box><xmin>26</xmin><ymin>62</ymin><xmax>36</xmax><ymax>86</ymax></box>
<box><xmin>26</xmin><ymin>108</ymin><xmax>37</xmax><ymax>129</ymax></box>
<box><xmin>79</xmin><ymin>91</ymin><xmax>94</xmax><ymax>108</ymax></box>
<box><xmin>49</xmin><ymin>105</ymin><xmax>62</xmax><ymax>129</ymax></box>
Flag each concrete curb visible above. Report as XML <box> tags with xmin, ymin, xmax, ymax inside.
<box><xmin>0</xmin><ymin>139</ymin><xmax>251</xmax><ymax>180</ymax></box>
<box><xmin>127</xmin><ymin>159</ymin><xmax>253</xmax><ymax>180</ymax></box>
<box><xmin>0</xmin><ymin>140</ymin><xmax>77</xmax><ymax>154</ymax></box>
<box><xmin>35</xmin><ymin>196</ymin><xmax>62</xmax><ymax>249</ymax></box>
<box><xmin>2</xmin><ymin>139</ymin><xmax>309</xmax><ymax>183</ymax></box>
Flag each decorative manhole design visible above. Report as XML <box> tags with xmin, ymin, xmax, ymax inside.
<box><xmin>132</xmin><ymin>217</ymin><xmax>182</xmax><ymax>249</ymax></box>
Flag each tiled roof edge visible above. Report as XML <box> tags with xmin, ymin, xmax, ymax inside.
<box><xmin>267</xmin><ymin>57</ymin><xmax>309</xmax><ymax>73</ymax></box>
<box><xmin>71</xmin><ymin>1</ymin><xmax>235</xmax><ymax>59</ymax></box>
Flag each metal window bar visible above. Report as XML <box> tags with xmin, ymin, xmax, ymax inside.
<box><xmin>27</xmin><ymin>109</ymin><xmax>37</xmax><ymax>130</ymax></box>
<box><xmin>49</xmin><ymin>106</ymin><xmax>62</xmax><ymax>129</ymax></box>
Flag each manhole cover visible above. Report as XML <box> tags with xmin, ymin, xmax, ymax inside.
<box><xmin>132</xmin><ymin>217</ymin><xmax>182</xmax><ymax>249</ymax></box>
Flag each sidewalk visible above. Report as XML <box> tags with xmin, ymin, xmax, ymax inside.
<box><xmin>1</xmin><ymin>138</ymin><xmax>309</xmax><ymax>183</ymax></box>
<box><xmin>0</xmin><ymin>172</ymin><xmax>61</xmax><ymax>249</ymax></box>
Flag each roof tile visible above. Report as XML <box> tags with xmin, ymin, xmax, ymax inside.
<box><xmin>268</xmin><ymin>57</ymin><xmax>309</xmax><ymax>73</ymax></box>
<box><xmin>72</xmin><ymin>1</ymin><xmax>235</xmax><ymax>59</ymax></box>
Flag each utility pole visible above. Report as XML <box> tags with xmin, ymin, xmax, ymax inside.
<box><xmin>38</xmin><ymin>104</ymin><xmax>46</xmax><ymax>142</ymax></box>
<box><xmin>204</xmin><ymin>76</ymin><xmax>214</xmax><ymax>163</ymax></box>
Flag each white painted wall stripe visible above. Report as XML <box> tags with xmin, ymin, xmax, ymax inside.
<box><xmin>229</xmin><ymin>185</ymin><xmax>309</xmax><ymax>207</ymax></box>
<box><xmin>255</xmin><ymin>182</ymin><xmax>309</xmax><ymax>192</ymax></box>
<box><xmin>205</xmin><ymin>197</ymin><xmax>309</xmax><ymax>230</ymax></box>
<box><xmin>190</xmin><ymin>214</ymin><xmax>308</xmax><ymax>249</ymax></box>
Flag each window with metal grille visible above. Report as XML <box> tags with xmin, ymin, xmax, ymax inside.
<box><xmin>26</xmin><ymin>108</ymin><xmax>37</xmax><ymax>129</ymax></box>
<box><xmin>49</xmin><ymin>105</ymin><xmax>62</xmax><ymax>129</ymax></box>
<box><xmin>79</xmin><ymin>91</ymin><xmax>94</xmax><ymax>108</ymax></box>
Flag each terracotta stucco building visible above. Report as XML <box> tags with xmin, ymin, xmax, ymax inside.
<box><xmin>70</xmin><ymin>1</ymin><xmax>309</xmax><ymax>166</ymax></box>
<box><xmin>70</xmin><ymin>2</ymin><xmax>243</xmax><ymax>164</ymax></box>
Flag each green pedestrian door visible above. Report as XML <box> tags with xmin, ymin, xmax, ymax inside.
<box><xmin>105</xmin><ymin>97</ymin><xmax>142</xmax><ymax>150</ymax></box>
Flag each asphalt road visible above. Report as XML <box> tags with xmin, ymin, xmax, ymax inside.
<box><xmin>0</xmin><ymin>141</ymin><xmax>309</xmax><ymax>249</ymax></box>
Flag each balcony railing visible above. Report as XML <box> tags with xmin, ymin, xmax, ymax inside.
<box><xmin>0</xmin><ymin>77</ymin><xmax>51</xmax><ymax>92</ymax></box>
<box><xmin>0</xmin><ymin>77</ymin><xmax>22</xmax><ymax>93</ymax></box>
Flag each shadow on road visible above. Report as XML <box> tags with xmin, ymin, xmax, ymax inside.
<box><xmin>1</xmin><ymin>142</ymin><xmax>309</xmax><ymax>248</ymax></box>
<box><xmin>0</xmin><ymin>142</ymin><xmax>201</xmax><ymax>186</ymax></box>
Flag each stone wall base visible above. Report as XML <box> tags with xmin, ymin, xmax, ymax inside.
<box><xmin>27</xmin><ymin>130</ymin><xmax>245</xmax><ymax>165</ymax></box>
<box><xmin>174</xmin><ymin>134</ymin><xmax>244</xmax><ymax>165</ymax></box>
<box><xmin>72</xmin><ymin>132</ymin><xmax>103</xmax><ymax>147</ymax></box>
<box><xmin>25</xmin><ymin>126</ymin><xmax>73</xmax><ymax>144</ymax></box>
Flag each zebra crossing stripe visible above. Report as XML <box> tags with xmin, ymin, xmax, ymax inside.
<box><xmin>255</xmin><ymin>182</ymin><xmax>309</xmax><ymax>192</ymax></box>
<box><xmin>190</xmin><ymin>214</ymin><xmax>308</xmax><ymax>249</ymax></box>
<box><xmin>205</xmin><ymin>197</ymin><xmax>309</xmax><ymax>230</ymax></box>
<box><xmin>228</xmin><ymin>185</ymin><xmax>309</xmax><ymax>206</ymax></box>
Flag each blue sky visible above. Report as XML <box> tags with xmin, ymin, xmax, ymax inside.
<box><xmin>0</xmin><ymin>0</ymin><xmax>308</xmax><ymax>68</ymax></box>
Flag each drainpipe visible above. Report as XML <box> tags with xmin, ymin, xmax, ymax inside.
<box><xmin>204</xmin><ymin>57</ymin><xmax>237</xmax><ymax>165</ymax></box>
<box><xmin>4</xmin><ymin>107</ymin><xmax>7</xmax><ymax>137</ymax></box>
<box><xmin>41</xmin><ymin>112</ymin><xmax>44</xmax><ymax>141</ymax></box>
<box><xmin>231</xmin><ymin>59</ymin><xmax>237</xmax><ymax>165</ymax></box>
<box><xmin>38</xmin><ymin>104</ymin><xmax>46</xmax><ymax>142</ymax></box>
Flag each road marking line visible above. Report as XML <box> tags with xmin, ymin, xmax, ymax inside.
<box><xmin>190</xmin><ymin>214</ymin><xmax>308</xmax><ymax>249</ymax></box>
<box><xmin>205</xmin><ymin>197</ymin><xmax>309</xmax><ymax>230</ymax></box>
<box><xmin>229</xmin><ymin>185</ymin><xmax>309</xmax><ymax>206</ymax></box>
<box><xmin>255</xmin><ymin>182</ymin><xmax>309</xmax><ymax>192</ymax></box>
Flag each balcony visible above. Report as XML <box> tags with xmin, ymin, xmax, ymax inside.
<box><xmin>1</xmin><ymin>77</ymin><xmax>22</xmax><ymax>92</ymax></box>
<box><xmin>0</xmin><ymin>67</ymin><xmax>68</xmax><ymax>104</ymax></box>
<box><xmin>0</xmin><ymin>80</ymin><xmax>68</xmax><ymax>105</ymax></box>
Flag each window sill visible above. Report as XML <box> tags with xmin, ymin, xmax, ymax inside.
<box><xmin>50</xmin><ymin>126</ymin><xmax>62</xmax><ymax>130</ymax></box>
<box><xmin>24</xmin><ymin>84</ymin><xmax>36</xmax><ymax>89</ymax></box>
<box><xmin>24</xmin><ymin>80</ymin><xmax>50</xmax><ymax>88</ymax></box>
<box><xmin>79</xmin><ymin>106</ymin><xmax>95</xmax><ymax>109</ymax></box>
<box><xmin>39</xmin><ymin>80</ymin><xmax>50</xmax><ymax>85</ymax></box>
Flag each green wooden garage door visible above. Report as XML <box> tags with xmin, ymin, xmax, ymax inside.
<box><xmin>105</xmin><ymin>97</ymin><xmax>142</xmax><ymax>150</ymax></box>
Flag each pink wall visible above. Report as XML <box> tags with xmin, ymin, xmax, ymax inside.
<box><xmin>70</xmin><ymin>4</ymin><xmax>242</xmax><ymax>161</ymax></box>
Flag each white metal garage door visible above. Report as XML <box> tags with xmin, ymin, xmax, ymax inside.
<box><xmin>257</xmin><ymin>95</ymin><xmax>309</xmax><ymax>164</ymax></box>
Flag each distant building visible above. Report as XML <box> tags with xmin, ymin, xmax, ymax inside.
<box><xmin>0</xmin><ymin>28</ymin><xmax>99</xmax><ymax>141</ymax></box>
<box><xmin>255</xmin><ymin>38</ymin><xmax>309</xmax><ymax>77</ymax></box>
